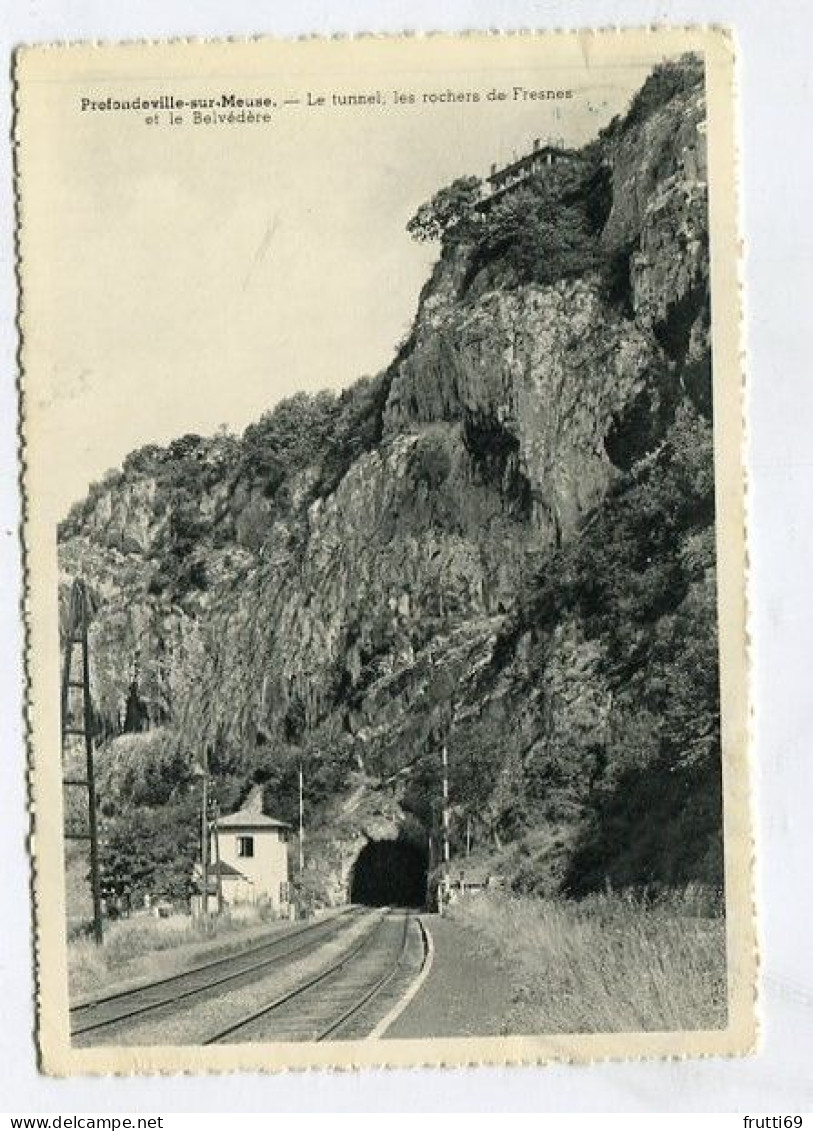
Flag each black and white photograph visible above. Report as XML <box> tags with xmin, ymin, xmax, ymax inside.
<box><xmin>16</xmin><ymin>28</ymin><xmax>753</xmax><ymax>1073</ymax></box>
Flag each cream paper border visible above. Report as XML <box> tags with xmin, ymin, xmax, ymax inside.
<box><xmin>15</xmin><ymin>25</ymin><xmax>756</xmax><ymax>1075</ymax></box>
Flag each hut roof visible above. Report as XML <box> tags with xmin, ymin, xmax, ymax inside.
<box><xmin>216</xmin><ymin>809</ymin><xmax>290</xmax><ymax>829</ymax></box>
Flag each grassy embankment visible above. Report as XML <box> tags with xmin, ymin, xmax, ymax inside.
<box><xmin>448</xmin><ymin>886</ymin><xmax>727</xmax><ymax>1033</ymax></box>
<box><xmin>68</xmin><ymin>906</ymin><xmax>288</xmax><ymax>1000</ymax></box>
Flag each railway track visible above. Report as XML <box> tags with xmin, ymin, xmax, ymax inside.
<box><xmin>204</xmin><ymin>909</ymin><xmax>414</xmax><ymax>1043</ymax></box>
<box><xmin>70</xmin><ymin>905</ymin><xmax>364</xmax><ymax>1040</ymax></box>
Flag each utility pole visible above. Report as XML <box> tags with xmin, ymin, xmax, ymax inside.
<box><xmin>441</xmin><ymin>742</ymin><xmax>450</xmax><ymax>871</ymax></box>
<box><xmin>212</xmin><ymin>797</ymin><xmax>223</xmax><ymax>915</ymax></box>
<box><xmin>440</xmin><ymin>740</ymin><xmax>450</xmax><ymax>916</ymax></box>
<box><xmin>200</xmin><ymin>745</ymin><xmax>209</xmax><ymax>917</ymax></box>
<box><xmin>60</xmin><ymin>578</ymin><xmax>103</xmax><ymax>945</ymax></box>
<box><xmin>466</xmin><ymin>814</ymin><xmax>471</xmax><ymax>858</ymax></box>
<box><xmin>296</xmin><ymin>760</ymin><xmax>306</xmax><ymax>919</ymax></box>
<box><xmin>298</xmin><ymin>761</ymin><xmax>305</xmax><ymax>873</ymax></box>
<box><xmin>427</xmin><ymin>831</ymin><xmax>434</xmax><ymax>908</ymax></box>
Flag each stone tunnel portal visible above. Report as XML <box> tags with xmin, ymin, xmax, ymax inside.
<box><xmin>349</xmin><ymin>838</ymin><xmax>429</xmax><ymax>908</ymax></box>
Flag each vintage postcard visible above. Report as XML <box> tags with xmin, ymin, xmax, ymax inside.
<box><xmin>16</xmin><ymin>28</ymin><xmax>755</xmax><ymax>1074</ymax></box>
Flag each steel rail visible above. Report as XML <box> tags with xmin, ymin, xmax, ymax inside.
<box><xmin>204</xmin><ymin>910</ymin><xmax>411</xmax><ymax>1045</ymax></box>
<box><xmin>70</xmin><ymin>906</ymin><xmax>362</xmax><ymax>1038</ymax></box>
<box><xmin>316</xmin><ymin>910</ymin><xmax>411</xmax><ymax>1041</ymax></box>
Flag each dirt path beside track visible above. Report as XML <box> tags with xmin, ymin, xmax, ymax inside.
<box><xmin>385</xmin><ymin>913</ymin><xmax>514</xmax><ymax>1039</ymax></box>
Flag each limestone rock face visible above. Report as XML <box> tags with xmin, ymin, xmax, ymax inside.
<box><xmin>189</xmin><ymin>430</ymin><xmax>523</xmax><ymax>760</ymax></box>
<box><xmin>75</xmin><ymin>476</ymin><xmax>161</xmax><ymax>555</ymax></box>
<box><xmin>384</xmin><ymin>280</ymin><xmax>662</xmax><ymax>543</ymax></box>
<box><xmin>57</xmin><ymin>57</ymin><xmax>716</xmax><ymax>904</ymax></box>
<box><xmin>602</xmin><ymin>75</ymin><xmax>709</xmax><ymax>356</ymax></box>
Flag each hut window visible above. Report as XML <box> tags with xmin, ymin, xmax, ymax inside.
<box><xmin>237</xmin><ymin>835</ymin><xmax>254</xmax><ymax>858</ymax></box>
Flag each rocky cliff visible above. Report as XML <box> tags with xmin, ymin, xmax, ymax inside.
<box><xmin>59</xmin><ymin>55</ymin><xmax>722</xmax><ymax>908</ymax></box>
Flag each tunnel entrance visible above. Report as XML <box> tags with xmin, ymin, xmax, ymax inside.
<box><xmin>350</xmin><ymin>838</ymin><xmax>429</xmax><ymax>908</ymax></box>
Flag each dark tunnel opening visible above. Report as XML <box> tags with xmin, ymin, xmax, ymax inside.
<box><xmin>349</xmin><ymin>838</ymin><xmax>429</xmax><ymax>908</ymax></box>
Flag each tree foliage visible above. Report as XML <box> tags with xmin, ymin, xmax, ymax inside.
<box><xmin>623</xmin><ymin>54</ymin><xmax>704</xmax><ymax>132</ymax></box>
<box><xmin>511</xmin><ymin>404</ymin><xmax>722</xmax><ymax>893</ymax></box>
<box><xmin>315</xmin><ymin>372</ymin><xmax>391</xmax><ymax>496</ymax></box>
<box><xmin>98</xmin><ymin>729</ymin><xmax>193</xmax><ymax>810</ymax></box>
<box><xmin>471</xmin><ymin>173</ymin><xmax>605</xmax><ymax>289</ymax></box>
<box><xmin>239</xmin><ymin>391</ymin><xmax>337</xmax><ymax>498</ymax></box>
<box><xmin>406</xmin><ymin>176</ymin><xmax>483</xmax><ymax>243</ymax></box>
<box><xmin>100</xmin><ymin>794</ymin><xmax>200</xmax><ymax>903</ymax></box>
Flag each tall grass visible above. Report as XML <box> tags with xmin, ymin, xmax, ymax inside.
<box><xmin>448</xmin><ymin>887</ymin><xmax>727</xmax><ymax>1033</ymax></box>
<box><xmin>68</xmin><ymin>906</ymin><xmax>281</xmax><ymax>999</ymax></box>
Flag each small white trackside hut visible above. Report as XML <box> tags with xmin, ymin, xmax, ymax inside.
<box><xmin>214</xmin><ymin>786</ymin><xmax>291</xmax><ymax>910</ymax></box>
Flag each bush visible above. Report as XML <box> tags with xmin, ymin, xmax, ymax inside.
<box><xmin>409</xmin><ymin>430</ymin><xmax>452</xmax><ymax>490</ymax></box>
<box><xmin>98</xmin><ymin>782</ymin><xmax>201</xmax><ymax>905</ymax></box>
<box><xmin>623</xmin><ymin>54</ymin><xmax>704</xmax><ymax>131</ymax></box>
<box><xmin>407</xmin><ymin>176</ymin><xmax>483</xmax><ymax>244</ymax></box>
<box><xmin>471</xmin><ymin>175</ymin><xmax>604</xmax><ymax>288</ymax></box>
<box><xmin>239</xmin><ymin>391</ymin><xmax>338</xmax><ymax>498</ymax></box>
<box><xmin>316</xmin><ymin>371</ymin><xmax>392</xmax><ymax>496</ymax></box>
<box><xmin>492</xmin><ymin>403</ymin><xmax>723</xmax><ymax>894</ymax></box>
<box><xmin>122</xmin><ymin>444</ymin><xmax>167</xmax><ymax>478</ymax></box>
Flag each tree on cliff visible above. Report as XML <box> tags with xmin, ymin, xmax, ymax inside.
<box><xmin>475</xmin><ymin>177</ymin><xmax>604</xmax><ymax>287</ymax></box>
<box><xmin>514</xmin><ymin>405</ymin><xmax>722</xmax><ymax>894</ymax></box>
<box><xmin>406</xmin><ymin>175</ymin><xmax>483</xmax><ymax>243</ymax></box>
<box><xmin>623</xmin><ymin>54</ymin><xmax>704</xmax><ymax>132</ymax></box>
<box><xmin>239</xmin><ymin>390</ymin><xmax>338</xmax><ymax>499</ymax></box>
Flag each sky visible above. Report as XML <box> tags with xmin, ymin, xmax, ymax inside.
<box><xmin>20</xmin><ymin>37</ymin><xmax>670</xmax><ymax>517</ymax></box>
